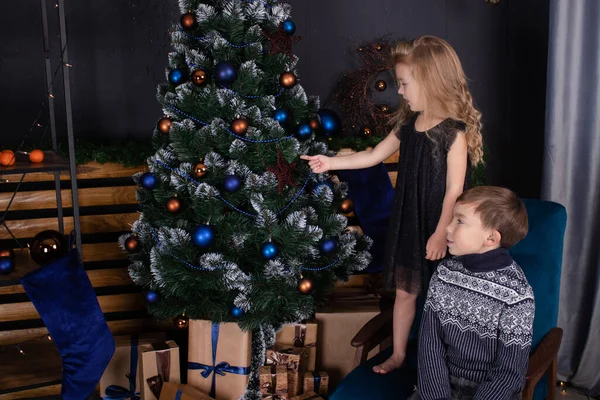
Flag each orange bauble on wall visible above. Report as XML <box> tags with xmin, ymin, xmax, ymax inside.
<box><xmin>0</xmin><ymin>150</ymin><xmax>15</xmax><ymax>166</ymax></box>
<box><xmin>29</xmin><ymin>149</ymin><xmax>44</xmax><ymax>163</ymax></box>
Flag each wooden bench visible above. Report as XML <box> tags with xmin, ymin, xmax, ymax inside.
<box><xmin>0</xmin><ymin>150</ymin><xmax>399</xmax><ymax>398</ymax></box>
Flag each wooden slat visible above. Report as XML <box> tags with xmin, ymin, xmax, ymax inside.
<box><xmin>0</xmin><ymin>267</ymin><xmax>132</xmax><ymax>296</ymax></box>
<box><xmin>82</xmin><ymin>242</ymin><xmax>127</xmax><ymax>262</ymax></box>
<box><xmin>0</xmin><ymin>162</ymin><xmax>146</xmax><ymax>183</ymax></box>
<box><xmin>0</xmin><ymin>318</ymin><xmax>171</xmax><ymax>347</ymax></box>
<box><xmin>0</xmin><ymin>384</ymin><xmax>62</xmax><ymax>400</ymax></box>
<box><xmin>0</xmin><ymin>186</ymin><xmax>137</xmax><ymax>211</ymax></box>
<box><xmin>0</xmin><ymin>293</ymin><xmax>145</xmax><ymax>323</ymax></box>
<box><xmin>0</xmin><ymin>213</ymin><xmax>138</xmax><ymax>240</ymax></box>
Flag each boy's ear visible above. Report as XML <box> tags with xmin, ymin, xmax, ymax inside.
<box><xmin>487</xmin><ymin>229</ymin><xmax>501</xmax><ymax>246</ymax></box>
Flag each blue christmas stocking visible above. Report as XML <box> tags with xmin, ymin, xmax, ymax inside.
<box><xmin>20</xmin><ymin>246</ymin><xmax>115</xmax><ymax>399</ymax></box>
<box><xmin>338</xmin><ymin>163</ymin><xmax>394</xmax><ymax>272</ymax></box>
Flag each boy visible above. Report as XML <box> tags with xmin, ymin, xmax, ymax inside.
<box><xmin>410</xmin><ymin>186</ymin><xmax>534</xmax><ymax>400</ymax></box>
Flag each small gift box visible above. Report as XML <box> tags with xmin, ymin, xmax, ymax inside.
<box><xmin>275</xmin><ymin>322</ymin><xmax>317</xmax><ymax>371</ymax></box>
<box><xmin>265</xmin><ymin>345</ymin><xmax>306</xmax><ymax>372</ymax></box>
<box><xmin>302</xmin><ymin>372</ymin><xmax>328</xmax><ymax>396</ymax></box>
<box><xmin>139</xmin><ymin>340</ymin><xmax>181</xmax><ymax>400</ymax></box>
<box><xmin>159</xmin><ymin>382</ymin><xmax>215</xmax><ymax>399</ymax></box>
<box><xmin>259</xmin><ymin>365</ymin><xmax>288</xmax><ymax>398</ymax></box>
<box><xmin>187</xmin><ymin>320</ymin><xmax>251</xmax><ymax>400</ymax></box>
<box><xmin>287</xmin><ymin>370</ymin><xmax>302</xmax><ymax>397</ymax></box>
<box><xmin>289</xmin><ymin>392</ymin><xmax>324</xmax><ymax>400</ymax></box>
<box><xmin>100</xmin><ymin>334</ymin><xmax>166</xmax><ymax>399</ymax></box>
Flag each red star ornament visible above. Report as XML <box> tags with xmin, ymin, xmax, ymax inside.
<box><xmin>261</xmin><ymin>26</ymin><xmax>302</xmax><ymax>58</ymax></box>
<box><xmin>267</xmin><ymin>149</ymin><xmax>297</xmax><ymax>194</ymax></box>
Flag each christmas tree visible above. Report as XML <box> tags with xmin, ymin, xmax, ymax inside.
<box><xmin>120</xmin><ymin>0</ymin><xmax>371</xmax><ymax>396</ymax></box>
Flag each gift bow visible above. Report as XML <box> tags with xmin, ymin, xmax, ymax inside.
<box><xmin>187</xmin><ymin>323</ymin><xmax>250</xmax><ymax>398</ymax></box>
<box><xmin>266</xmin><ymin>347</ymin><xmax>302</xmax><ymax>370</ymax></box>
<box><xmin>104</xmin><ymin>336</ymin><xmax>140</xmax><ymax>400</ymax></box>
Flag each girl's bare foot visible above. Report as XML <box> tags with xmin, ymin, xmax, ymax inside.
<box><xmin>372</xmin><ymin>353</ymin><xmax>405</xmax><ymax>374</ymax></box>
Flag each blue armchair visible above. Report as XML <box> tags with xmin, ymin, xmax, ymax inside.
<box><xmin>331</xmin><ymin>199</ymin><xmax>567</xmax><ymax>400</ymax></box>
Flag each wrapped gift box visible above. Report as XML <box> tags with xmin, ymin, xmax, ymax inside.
<box><xmin>302</xmin><ymin>372</ymin><xmax>328</xmax><ymax>396</ymax></box>
<box><xmin>289</xmin><ymin>392</ymin><xmax>324</xmax><ymax>400</ymax></box>
<box><xmin>275</xmin><ymin>322</ymin><xmax>317</xmax><ymax>371</ymax></box>
<box><xmin>159</xmin><ymin>382</ymin><xmax>215</xmax><ymax>399</ymax></box>
<box><xmin>259</xmin><ymin>365</ymin><xmax>288</xmax><ymax>398</ymax></box>
<box><xmin>99</xmin><ymin>333</ymin><xmax>166</xmax><ymax>399</ymax></box>
<box><xmin>187</xmin><ymin>320</ymin><xmax>251</xmax><ymax>400</ymax></box>
<box><xmin>265</xmin><ymin>345</ymin><xmax>306</xmax><ymax>372</ymax></box>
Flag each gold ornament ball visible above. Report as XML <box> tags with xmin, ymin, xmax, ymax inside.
<box><xmin>361</xmin><ymin>126</ymin><xmax>373</xmax><ymax>137</ymax></box>
<box><xmin>375</xmin><ymin>80</ymin><xmax>387</xmax><ymax>92</ymax></box>
<box><xmin>174</xmin><ymin>314</ymin><xmax>189</xmax><ymax>330</ymax></box>
<box><xmin>166</xmin><ymin>197</ymin><xmax>181</xmax><ymax>214</ymax></box>
<box><xmin>279</xmin><ymin>71</ymin><xmax>297</xmax><ymax>88</ymax></box>
<box><xmin>191</xmin><ymin>69</ymin><xmax>208</xmax><ymax>86</ymax></box>
<box><xmin>193</xmin><ymin>162</ymin><xmax>207</xmax><ymax>178</ymax></box>
<box><xmin>0</xmin><ymin>248</ymin><xmax>15</xmax><ymax>259</ymax></box>
<box><xmin>231</xmin><ymin>118</ymin><xmax>248</xmax><ymax>135</ymax></box>
<box><xmin>379</xmin><ymin>104</ymin><xmax>390</xmax><ymax>113</ymax></box>
<box><xmin>298</xmin><ymin>277</ymin><xmax>314</xmax><ymax>295</ymax></box>
<box><xmin>340</xmin><ymin>198</ymin><xmax>354</xmax><ymax>214</ymax></box>
<box><xmin>157</xmin><ymin>117</ymin><xmax>172</xmax><ymax>135</ymax></box>
<box><xmin>180</xmin><ymin>13</ymin><xmax>196</xmax><ymax>30</ymax></box>
<box><xmin>309</xmin><ymin>118</ymin><xmax>320</xmax><ymax>130</ymax></box>
<box><xmin>124</xmin><ymin>236</ymin><xmax>139</xmax><ymax>253</ymax></box>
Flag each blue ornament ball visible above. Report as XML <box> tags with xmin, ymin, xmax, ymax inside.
<box><xmin>192</xmin><ymin>224</ymin><xmax>215</xmax><ymax>248</ymax></box>
<box><xmin>231</xmin><ymin>306</ymin><xmax>244</xmax><ymax>318</ymax></box>
<box><xmin>146</xmin><ymin>290</ymin><xmax>159</xmax><ymax>303</ymax></box>
<box><xmin>168</xmin><ymin>68</ymin><xmax>185</xmax><ymax>85</ymax></box>
<box><xmin>0</xmin><ymin>257</ymin><xmax>14</xmax><ymax>275</ymax></box>
<box><xmin>297</xmin><ymin>123</ymin><xmax>312</xmax><ymax>139</ymax></box>
<box><xmin>282</xmin><ymin>19</ymin><xmax>296</xmax><ymax>35</ymax></box>
<box><xmin>321</xmin><ymin>238</ymin><xmax>337</xmax><ymax>254</ymax></box>
<box><xmin>224</xmin><ymin>175</ymin><xmax>242</xmax><ymax>192</ymax></box>
<box><xmin>261</xmin><ymin>242</ymin><xmax>278</xmax><ymax>260</ymax></box>
<box><xmin>214</xmin><ymin>61</ymin><xmax>237</xmax><ymax>86</ymax></box>
<box><xmin>140</xmin><ymin>172</ymin><xmax>157</xmax><ymax>190</ymax></box>
<box><xmin>317</xmin><ymin>109</ymin><xmax>342</xmax><ymax>136</ymax></box>
<box><xmin>273</xmin><ymin>108</ymin><xmax>289</xmax><ymax>124</ymax></box>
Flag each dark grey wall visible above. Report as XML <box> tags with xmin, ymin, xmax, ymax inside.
<box><xmin>0</xmin><ymin>0</ymin><xmax>548</xmax><ymax>197</ymax></box>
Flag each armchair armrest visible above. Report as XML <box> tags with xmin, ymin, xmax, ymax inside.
<box><xmin>522</xmin><ymin>327</ymin><xmax>563</xmax><ymax>400</ymax></box>
<box><xmin>351</xmin><ymin>308</ymin><xmax>394</xmax><ymax>367</ymax></box>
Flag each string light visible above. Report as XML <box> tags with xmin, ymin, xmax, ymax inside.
<box><xmin>47</xmin><ymin>334</ymin><xmax>52</xmax><ymax>341</ymax></box>
<box><xmin>560</xmin><ymin>381</ymin><xmax>566</xmax><ymax>394</ymax></box>
<box><xmin>48</xmin><ymin>93</ymin><xmax>55</xmax><ymax>99</ymax></box>
<box><xmin>17</xmin><ymin>346</ymin><xmax>25</xmax><ymax>355</ymax></box>
<box><xmin>64</xmin><ymin>63</ymin><xmax>72</xmax><ymax>68</ymax></box>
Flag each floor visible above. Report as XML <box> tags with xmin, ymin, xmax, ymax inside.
<box><xmin>560</xmin><ymin>385</ymin><xmax>599</xmax><ymax>399</ymax></box>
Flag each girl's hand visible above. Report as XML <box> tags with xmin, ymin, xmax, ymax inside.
<box><xmin>300</xmin><ymin>154</ymin><xmax>332</xmax><ymax>173</ymax></box>
<box><xmin>426</xmin><ymin>230</ymin><xmax>447</xmax><ymax>261</ymax></box>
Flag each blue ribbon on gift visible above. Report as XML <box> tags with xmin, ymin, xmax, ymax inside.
<box><xmin>187</xmin><ymin>323</ymin><xmax>250</xmax><ymax>398</ymax></box>
<box><xmin>174</xmin><ymin>389</ymin><xmax>183</xmax><ymax>400</ymax></box>
<box><xmin>104</xmin><ymin>335</ymin><xmax>141</xmax><ymax>400</ymax></box>
<box><xmin>313</xmin><ymin>372</ymin><xmax>321</xmax><ymax>394</ymax></box>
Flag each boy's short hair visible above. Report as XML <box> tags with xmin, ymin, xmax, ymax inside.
<box><xmin>457</xmin><ymin>186</ymin><xmax>528</xmax><ymax>248</ymax></box>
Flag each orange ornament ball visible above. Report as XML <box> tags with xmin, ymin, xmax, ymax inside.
<box><xmin>1</xmin><ymin>150</ymin><xmax>15</xmax><ymax>166</ymax></box>
<box><xmin>29</xmin><ymin>149</ymin><xmax>44</xmax><ymax>163</ymax></box>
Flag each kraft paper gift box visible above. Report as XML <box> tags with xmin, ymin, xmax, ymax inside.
<box><xmin>159</xmin><ymin>382</ymin><xmax>215</xmax><ymax>399</ymax></box>
<box><xmin>187</xmin><ymin>320</ymin><xmax>251</xmax><ymax>400</ymax></box>
<box><xmin>139</xmin><ymin>340</ymin><xmax>181</xmax><ymax>400</ymax></box>
<box><xmin>289</xmin><ymin>392</ymin><xmax>324</xmax><ymax>400</ymax></box>
<box><xmin>99</xmin><ymin>333</ymin><xmax>166</xmax><ymax>399</ymax></box>
<box><xmin>302</xmin><ymin>372</ymin><xmax>328</xmax><ymax>396</ymax></box>
<box><xmin>265</xmin><ymin>345</ymin><xmax>306</xmax><ymax>372</ymax></box>
<box><xmin>314</xmin><ymin>302</ymin><xmax>381</xmax><ymax>390</ymax></box>
<box><xmin>287</xmin><ymin>370</ymin><xmax>302</xmax><ymax>397</ymax></box>
<box><xmin>274</xmin><ymin>321</ymin><xmax>317</xmax><ymax>372</ymax></box>
<box><xmin>259</xmin><ymin>365</ymin><xmax>288</xmax><ymax>398</ymax></box>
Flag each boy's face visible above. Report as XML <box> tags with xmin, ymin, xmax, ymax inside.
<box><xmin>446</xmin><ymin>202</ymin><xmax>500</xmax><ymax>256</ymax></box>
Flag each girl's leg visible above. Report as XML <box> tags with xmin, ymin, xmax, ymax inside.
<box><xmin>372</xmin><ymin>289</ymin><xmax>417</xmax><ymax>374</ymax></box>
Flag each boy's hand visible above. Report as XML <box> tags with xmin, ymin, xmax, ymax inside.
<box><xmin>426</xmin><ymin>230</ymin><xmax>447</xmax><ymax>260</ymax></box>
<box><xmin>300</xmin><ymin>154</ymin><xmax>331</xmax><ymax>173</ymax></box>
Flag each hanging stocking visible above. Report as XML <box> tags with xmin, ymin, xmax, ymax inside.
<box><xmin>20</xmin><ymin>234</ymin><xmax>115</xmax><ymax>400</ymax></box>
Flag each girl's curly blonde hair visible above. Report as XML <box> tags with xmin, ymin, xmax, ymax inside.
<box><xmin>389</xmin><ymin>36</ymin><xmax>484</xmax><ymax>166</ymax></box>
